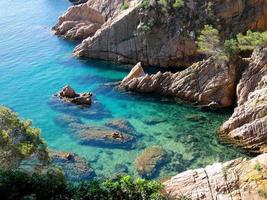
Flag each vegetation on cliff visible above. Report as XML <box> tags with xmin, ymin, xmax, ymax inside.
<box><xmin>0</xmin><ymin>106</ymin><xmax>49</xmax><ymax>170</ymax></box>
<box><xmin>197</xmin><ymin>25</ymin><xmax>267</xmax><ymax>61</ymax></box>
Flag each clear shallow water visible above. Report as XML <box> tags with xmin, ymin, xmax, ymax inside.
<box><xmin>0</xmin><ymin>0</ymin><xmax>249</xmax><ymax>179</ymax></box>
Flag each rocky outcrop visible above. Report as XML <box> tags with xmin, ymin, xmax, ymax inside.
<box><xmin>135</xmin><ymin>146</ymin><xmax>169</xmax><ymax>178</ymax></box>
<box><xmin>119</xmin><ymin>58</ymin><xmax>240</xmax><ymax>108</ymax></box>
<box><xmin>164</xmin><ymin>153</ymin><xmax>267</xmax><ymax>200</ymax></box>
<box><xmin>52</xmin><ymin>3</ymin><xmax>105</xmax><ymax>40</ymax></box>
<box><xmin>55</xmin><ymin>85</ymin><xmax>92</xmax><ymax>106</ymax></box>
<box><xmin>220</xmin><ymin>46</ymin><xmax>267</xmax><ymax>153</ymax></box>
<box><xmin>86</xmin><ymin>0</ymin><xmax>136</xmax><ymax>19</ymax></box>
<box><xmin>49</xmin><ymin>151</ymin><xmax>95</xmax><ymax>181</ymax></box>
<box><xmin>73</xmin><ymin>0</ymin><xmax>267</xmax><ymax>68</ymax></box>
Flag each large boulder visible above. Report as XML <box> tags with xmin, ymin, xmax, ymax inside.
<box><xmin>52</xmin><ymin>3</ymin><xmax>105</xmax><ymax>40</ymax></box>
<box><xmin>73</xmin><ymin>0</ymin><xmax>267</xmax><ymax>68</ymax></box>
<box><xmin>119</xmin><ymin>58</ymin><xmax>241</xmax><ymax>108</ymax></box>
<box><xmin>164</xmin><ymin>153</ymin><xmax>267</xmax><ymax>200</ymax></box>
<box><xmin>135</xmin><ymin>146</ymin><xmax>169</xmax><ymax>178</ymax></box>
<box><xmin>49</xmin><ymin>151</ymin><xmax>95</xmax><ymax>181</ymax></box>
<box><xmin>219</xmin><ymin>46</ymin><xmax>267</xmax><ymax>153</ymax></box>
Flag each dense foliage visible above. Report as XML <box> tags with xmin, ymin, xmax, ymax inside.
<box><xmin>0</xmin><ymin>106</ymin><xmax>49</xmax><ymax>170</ymax></box>
<box><xmin>197</xmin><ymin>25</ymin><xmax>267</xmax><ymax>60</ymax></box>
<box><xmin>0</xmin><ymin>170</ymin><xmax>168</xmax><ymax>200</ymax></box>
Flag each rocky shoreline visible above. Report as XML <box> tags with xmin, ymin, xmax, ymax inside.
<box><xmin>51</xmin><ymin>0</ymin><xmax>267</xmax><ymax>198</ymax></box>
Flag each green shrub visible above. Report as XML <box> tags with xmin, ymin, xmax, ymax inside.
<box><xmin>173</xmin><ymin>0</ymin><xmax>184</xmax><ymax>8</ymax></box>
<box><xmin>237</xmin><ymin>30</ymin><xmax>267</xmax><ymax>51</ymax></box>
<box><xmin>0</xmin><ymin>106</ymin><xmax>49</xmax><ymax>170</ymax></box>
<box><xmin>254</xmin><ymin>162</ymin><xmax>262</xmax><ymax>171</ymax></box>
<box><xmin>197</xmin><ymin>25</ymin><xmax>221</xmax><ymax>56</ymax></box>
<box><xmin>121</xmin><ymin>0</ymin><xmax>129</xmax><ymax>10</ymax></box>
<box><xmin>197</xmin><ymin>26</ymin><xmax>267</xmax><ymax>61</ymax></box>
<box><xmin>0</xmin><ymin>170</ymin><xmax>168</xmax><ymax>200</ymax></box>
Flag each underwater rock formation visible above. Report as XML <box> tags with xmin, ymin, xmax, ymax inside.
<box><xmin>119</xmin><ymin>58</ymin><xmax>240</xmax><ymax>108</ymax></box>
<box><xmin>135</xmin><ymin>146</ymin><xmax>169</xmax><ymax>178</ymax></box>
<box><xmin>55</xmin><ymin>85</ymin><xmax>92</xmax><ymax>106</ymax></box>
<box><xmin>49</xmin><ymin>151</ymin><xmax>95</xmax><ymax>181</ymax></box>
<box><xmin>105</xmin><ymin>119</ymin><xmax>136</xmax><ymax>134</ymax></box>
<box><xmin>70</xmin><ymin>123</ymin><xmax>135</xmax><ymax>149</ymax></box>
<box><xmin>220</xmin><ymin>46</ymin><xmax>267</xmax><ymax>153</ymax></box>
<box><xmin>164</xmin><ymin>153</ymin><xmax>267</xmax><ymax>200</ymax></box>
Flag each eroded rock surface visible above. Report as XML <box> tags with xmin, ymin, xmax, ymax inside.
<box><xmin>164</xmin><ymin>153</ymin><xmax>267</xmax><ymax>200</ymax></box>
<box><xmin>49</xmin><ymin>151</ymin><xmax>95</xmax><ymax>181</ymax></box>
<box><xmin>52</xmin><ymin>3</ymin><xmax>105</xmax><ymax>40</ymax></box>
<box><xmin>220</xmin><ymin>46</ymin><xmax>267</xmax><ymax>153</ymax></box>
<box><xmin>135</xmin><ymin>146</ymin><xmax>169</xmax><ymax>178</ymax></box>
<box><xmin>119</xmin><ymin>58</ymin><xmax>240</xmax><ymax>108</ymax></box>
<box><xmin>73</xmin><ymin>0</ymin><xmax>267</xmax><ymax>68</ymax></box>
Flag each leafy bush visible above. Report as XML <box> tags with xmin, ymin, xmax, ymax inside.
<box><xmin>0</xmin><ymin>170</ymin><xmax>168</xmax><ymax>200</ymax></box>
<box><xmin>121</xmin><ymin>0</ymin><xmax>129</xmax><ymax>10</ymax></box>
<box><xmin>237</xmin><ymin>30</ymin><xmax>267</xmax><ymax>51</ymax></box>
<box><xmin>173</xmin><ymin>0</ymin><xmax>184</xmax><ymax>8</ymax></box>
<box><xmin>0</xmin><ymin>106</ymin><xmax>49</xmax><ymax>170</ymax></box>
<box><xmin>197</xmin><ymin>25</ymin><xmax>221</xmax><ymax>56</ymax></box>
<box><xmin>197</xmin><ymin>26</ymin><xmax>267</xmax><ymax>61</ymax></box>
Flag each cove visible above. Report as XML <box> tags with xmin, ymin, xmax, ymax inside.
<box><xmin>0</xmin><ymin>0</ymin><xmax>249</xmax><ymax>179</ymax></box>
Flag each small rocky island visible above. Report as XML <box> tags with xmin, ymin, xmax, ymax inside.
<box><xmin>55</xmin><ymin>85</ymin><xmax>92</xmax><ymax>106</ymax></box>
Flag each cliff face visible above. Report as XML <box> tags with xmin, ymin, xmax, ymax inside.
<box><xmin>219</xmin><ymin>46</ymin><xmax>267</xmax><ymax>153</ymax></box>
<box><xmin>69</xmin><ymin>0</ymin><xmax>267</xmax><ymax>68</ymax></box>
<box><xmin>164</xmin><ymin>153</ymin><xmax>267</xmax><ymax>200</ymax></box>
<box><xmin>119</xmin><ymin>58</ymin><xmax>241</xmax><ymax>108</ymax></box>
<box><xmin>52</xmin><ymin>3</ymin><xmax>105</xmax><ymax>40</ymax></box>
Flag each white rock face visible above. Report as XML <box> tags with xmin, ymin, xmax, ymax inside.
<box><xmin>119</xmin><ymin>57</ymin><xmax>239</xmax><ymax>108</ymax></box>
<box><xmin>220</xmin><ymin>46</ymin><xmax>267</xmax><ymax>153</ymax></box>
<box><xmin>52</xmin><ymin>3</ymin><xmax>105</xmax><ymax>40</ymax></box>
<box><xmin>164</xmin><ymin>154</ymin><xmax>267</xmax><ymax>200</ymax></box>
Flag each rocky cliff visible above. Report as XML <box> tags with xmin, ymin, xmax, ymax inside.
<box><xmin>219</xmin><ymin>46</ymin><xmax>267</xmax><ymax>153</ymax></box>
<box><xmin>119</xmin><ymin>57</ymin><xmax>242</xmax><ymax>108</ymax></box>
<box><xmin>164</xmin><ymin>153</ymin><xmax>267</xmax><ymax>200</ymax></box>
<box><xmin>52</xmin><ymin>3</ymin><xmax>105</xmax><ymax>40</ymax></box>
<box><xmin>55</xmin><ymin>0</ymin><xmax>267</xmax><ymax>68</ymax></box>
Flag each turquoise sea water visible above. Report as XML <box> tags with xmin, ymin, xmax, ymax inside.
<box><xmin>0</xmin><ymin>0</ymin><xmax>249</xmax><ymax>179</ymax></box>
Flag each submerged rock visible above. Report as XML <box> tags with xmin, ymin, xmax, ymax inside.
<box><xmin>55</xmin><ymin>85</ymin><xmax>92</xmax><ymax>106</ymax></box>
<box><xmin>143</xmin><ymin>116</ymin><xmax>167</xmax><ymax>125</ymax></box>
<box><xmin>119</xmin><ymin>58</ymin><xmax>240</xmax><ymax>108</ymax></box>
<box><xmin>220</xmin><ymin>46</ymin><xmax>267</xmax><ymax>153</ymax></box>
<box><xmin>105</xmin><ymin>119</ymin><xmax>135</xmax><ymax>134</ymax></box>
<box><xmin>164</xmin><ymin>153</ymin><xmax>267</xmax><ymax>200</ymax></box>
<box><xmin>71</xmin><ymin>124</ymin><xmax>135</xmax><ymax>149</ymax></box>
<box><xmin>49</xmin><ymin>97</ymin><xmax>111</xmax><ymax>120</ymax></box>
<box><xmin>52</xmin><ymin>3</ymin><xmax>105</xmax><ymax>40</ymax></box>
<box><xmin>49</xmin><ymin>151</ymin><xmax>95</xmax><ymax>181</ymax></box>
<box><xmin>54</xmin><ymin>114</ymin><xmax>82</xmax><ymax>127</ymax></box>
<box><xmin>135</xmin><ymin>146</ymin><xmax>169</xmax><ymax>179</ymax></box>
<box><xmin>186</xmin><ymin>114</ymin><xmax>207</xmax><ymax>122</ymax></box>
